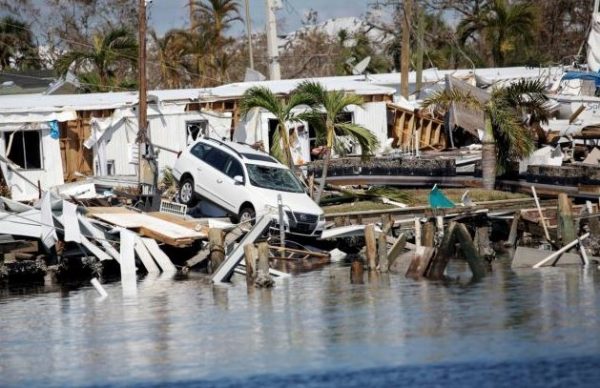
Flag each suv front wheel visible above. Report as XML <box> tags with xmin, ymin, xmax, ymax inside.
<box><xmin>237</xmin><ymin>205</ymin><xmax>255</xmax><ymax>225</ymax></box>
<box><xmin>179</xmin><ymin>177</ymin><xmax>197</xmax><ymax>207</ymax></box>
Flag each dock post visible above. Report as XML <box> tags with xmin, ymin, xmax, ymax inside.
<box><xmin>414</xmin><ymin>217</ymin><xmax>422</xmax><ymax>250</ymax></box>
<box><xmin>255</xmin><ymin>242</ymin><xmax>274</xmax><ymax>288</ymax></box>
<box><xmin>422</xmin><ymin>221</ymin><xmax>435</xmax><ymax>247</ymax></box>
<box><xmin>208</xmin><ymin>228</ymin><xmax>225</xmax><ymax>274</ymax></box>
<box><xmin>365</xmin><ymin>224</ymin><xmax>377</xmax><ymax>270</ymax></box>
<box><xmin>558</xmin><ymin>193</ymin><xmax>576</xmax><ymax>247</ymax></box>
<box><xmin>586</xmin><ymin>201</ymin><xmax>600</xmax><ymax>235</ymax></box>
<box><xmin>377</xmin><ymin>232</ymin><xmax>388</xmax><ymax>272</ymax></box>
<box><xmin>243</xmin><ymin>244</ymin><xmax>258</xmax><ymax>281</ymax></box>
<box><xmin>506</xmin><ymin>211</ymin><xmax>521</xmax><ymax>247</ymax></box>
<box><xmin>350</xmin><ymin>257</ymin><xmax>364</xmax><ymax>284</ymax></box>
<box><xmin>426</xmin><ymin>222</ymin><xmax>457</xmax><ymax>280</ymax></box>
<box><xmin>455</xmin><ymin>223</ymin><xmax>486</xmax><ymax>280</ymax></box>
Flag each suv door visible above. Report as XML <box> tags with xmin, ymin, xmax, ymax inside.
<box><xmin>188</xmin><ymin>142</ymin><xmax>214</xmax><ymax>200</ymax></box>
<box><xmin>222</xmin><ymin>156</ymin><xmax>246</xmax><ymax>213</ymax></box>
<box><xmin>201</xmin><ymin>147</ymin><xmax>238</xmax><ymax>211</ymax></box>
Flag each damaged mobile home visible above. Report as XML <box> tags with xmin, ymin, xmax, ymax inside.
<box><xmin>0</xmin><ymin>67</ymin><xmax>568</xmax><ymax>202</ymax></box>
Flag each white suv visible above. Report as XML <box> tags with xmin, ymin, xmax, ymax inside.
<box><xmin>172</xmin><ymin>138</ymin><xmax>326</xmax><ymax>237</ymax></box>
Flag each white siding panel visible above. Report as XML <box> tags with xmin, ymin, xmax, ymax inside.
<box><xmin>352</xmin><ymin>102</ymin><xmax>389</xmax><ymax>154</ymax></box>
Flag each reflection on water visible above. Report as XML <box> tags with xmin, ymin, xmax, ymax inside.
<box><xmin>1</xmin><ymin>260</ymin><xmax>600</xmax><ymax>386</ymax></box>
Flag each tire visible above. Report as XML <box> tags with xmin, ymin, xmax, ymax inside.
<box><xmin>237</xmin><ymin>205</ymin><xmax>255</xmax><ymax>225</ymax></box>
<box><xmin>178</xmin><ymin>177</ymin><xmax>197</xmax><ymax>207</ymax></box>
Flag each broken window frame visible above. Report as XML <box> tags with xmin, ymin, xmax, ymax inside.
<box><xmin>186</xmin><ymin>120</ymin><xmax>209</xmax><ymax>145</ymax></box>
<box><xmin>95</xmin><ymin>159</ymin><xmax>115</xmax><ymax>176</ymax></box>
<box><xmin>3</xmin><ymin>129</ymin><xmax>44</xmax><ymax>170</ymax></box>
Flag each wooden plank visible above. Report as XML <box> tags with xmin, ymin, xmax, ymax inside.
<box><xmin>141</xmin><ymin>238</ymin><xmax>177</xmax><ymax>274</ymax></box>
<box><xmin>89</xmin><ymin>211</ymin><xmax>204</xmax><ymax>245</ymax></box>
<box><xmin>134</xmin><ymin>236</ymin><xmax>160</xmax><ymax>274</ymax></box>
<box><xmin>422</xmin><ymin>120</ymin><xmax>432</xmax><ymax>146</ymax></box>
<box><xmin>432</xmin><ymin>123</ymin><xmax>442</xmax><ymax>145</ymax></box>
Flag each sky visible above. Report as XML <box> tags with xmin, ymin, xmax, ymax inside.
<box><xmin>148</xmin><ymin>0</ymin><xmax>371</xmax><ymax>36</ymax></box>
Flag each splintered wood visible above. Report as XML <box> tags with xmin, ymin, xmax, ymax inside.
<box><xmin>86</xmin><ymin>207</ymin><xmax>207</xmax><ymax>247</ymax></box>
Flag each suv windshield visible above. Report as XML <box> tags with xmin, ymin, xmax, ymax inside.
<box><xmin>246</xmin><ymin>164</ymin><xmax>304</xmax><ymax>193</ymax></box>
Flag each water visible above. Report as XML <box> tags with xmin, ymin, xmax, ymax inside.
<box><xmin>1</xmin><ymin>260</ymin><xmax>600</xmax><ymax>387</ymax></box>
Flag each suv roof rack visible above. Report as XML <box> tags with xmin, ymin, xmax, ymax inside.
<box><xmin>204</xmin><ymin>136</ymin><xmax>243</xmax><ymax>158</ymax></box>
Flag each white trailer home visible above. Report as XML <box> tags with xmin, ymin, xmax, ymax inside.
<box><xmin>0</xmin><ymin>88</ymin><xmax>231</xmax><ymax>201</ymax></box>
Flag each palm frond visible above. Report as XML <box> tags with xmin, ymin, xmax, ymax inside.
<box><xmin>422</xmin><ymin>89</ymin><xmax>483</xmax><ymax>114</ymax></box>
<box><xmin>488</xmin><ymin>100</ymin><xmax>535</xmax><ymax>173</ymax></box>
<box><xmin>334</xmin><ymin>122</ymin><xmax>379</xmax><ymax>156</ymax></box>
<box><xmin>239</xmin><ymin>86</ymin><xmax>283</xmax><ymax>118</ymax></box>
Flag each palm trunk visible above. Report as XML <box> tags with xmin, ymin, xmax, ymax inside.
<box><xmin>279</xmin><ymin>125</ymin><xmax>295</xmax><ymax>170</ymax></box>
<box><xmin>314</xmin><ymin>147</ymin><xmax>331</xmax><ymax>204</ymax></box>
<box><xmin>482</xmin><ymin>115</ymin><xmax>496</xmax><ymax>190</ymax></box>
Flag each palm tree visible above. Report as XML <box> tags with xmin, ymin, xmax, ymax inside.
<box><xmin>239</xmin><ymin>86</ymin><xmax>313</xmax><ymax>169</ymax></box>
<box><xmin>422</xmin><ymin>79</ymin><xmax>550</xmax><ymax>190</ymax></box>
<box><xmin>192</xmin><ymin>0</ymin><xmax>242</xmax><ymax>83</ymax></box>
<box><xmin>296</xmin><ymin>81</ymin><xmax>379</xmax><ymax>203</ymax></box>
<box><xmin>0</xmin><ymin>16</ymin><xmax>41</xmax><ymax>70</ymax></box>
<box><xmin>150</xmin><ymin>29</ymin><xmax>193</xmax><ymax>89</ymax></box>
<box><xmin>193</xmin><ymin>0</ymin><xmax>241</xmax><ymax>43</ymax></box>
<box><xmin>55</xmin><ymin>27</ymin><xmax>138</xmax><ymax>91</ymax></box>
<box><xmin>458</xmin><ymin>0</ymin><xmax>537</xmax><ymax>67</ymax></box>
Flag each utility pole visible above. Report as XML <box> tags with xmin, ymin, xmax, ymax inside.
<box><xmin>137</xmin><ymin>0</ymin><xmax>148</xmax><ymax>148</ymax></box>
<box><xmin>415</xmin><ymin>4</ymin><xmax>425</xmax><ymax>95</ymax></box>
<box><xmin>400</xmin><ymin>0</ymin><xmax>412</xmax><ymax>98</ymax></box>
<box><xmin>265</xmin><ymin>0</ymin><xmax>281</xmax><ymax>80</ymax></box>
<box><xmin>137</xmin><ymin>0</ymin><xmax>157</xmax><ymax>207</ymax></box>
<box><xmin>245</xmin><ymin>0</ymin><xmax>254</xmax><ymax>70</ymax></box>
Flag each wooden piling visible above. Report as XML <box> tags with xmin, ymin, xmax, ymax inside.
<box><xmin>387</xmin><ymin>233</ymin><xmax>407</xmax><ymax>271</ymax></box>
<box><xmin>455</xmin><ymin>223</ymin><xmax>486</xmax><ymax>280</ymax></box>
<box><xmin>381</xmin><ymin>214</ymin><xmax>393</xmax><ymax>235</ymax></box>
<box><xmin>557</xmin><ymin>193</ymin><xmax>576</xmax><ymax>246</ymax></box>
<box><xmin>422</xmin><ymin>221</ymin><xmax>435</xmax><ymax>247</ymax></box>
<box><xmin>208</xmin><ymin>228</ymin><xmax>225</xmax><ymax>273</ymax></box>
<box><xmin>586</xmin><ymin>201</ymin><xmax>600</xmax><ymax>236</ymax></box>
<box><xmin>364</xmin><ymin>224</ymin><xmax>377</xmax><ymax>270</ymax></box>
<box><xmin>506</xmin><ymin>211</ymin><xmax>520</xmax><ymax>247</ymax></box>
<box><xmin>475</xmin><ymin>225</ymin><xmax>494</xmax><ymax>260</ymax></box>
<box><xmin>406</xmin><ymin>246</ymin><xmax>435</xmax><ymax>280</ymax></box>
<box><xmin>377</xmin><ymin>232</ymin><xmax>388</xmax><ymax>272</ymax></box>
<box><xmin>243</xmin><ymin>244</ymin><xmax>258</xmax><ymax>281</ymax></box>
<box><xmin>350</xmin><ymin>258</ymin><xmax>364</xmax><ymax>284</ymax></box>
<box><xmin>414</xmin><ymin>217</ymin><xmax>422</xmax><ymax>250</ymax></box>
<box><xmin>255</xmin><ymin>242</ymin><xmax>274</xmax><ymax>288</ymax></box>
<box><xmin>426</xmin><ymin>222</ymin><xmax>457</xmax><ymax>280</ymax></box>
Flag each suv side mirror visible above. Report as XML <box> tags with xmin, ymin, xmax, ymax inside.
<box><xmin>233</xmin><ymin>175</ymin><xmax>244</xmax><ymax>185</ymax></box>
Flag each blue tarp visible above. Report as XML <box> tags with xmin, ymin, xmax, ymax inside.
<box><xmin>562</xmin><ymin>71</ymin><xmax>600</xmax><ymax>87</ymax></box>
<box><xmin>428</xmin><ymin>184</ymin><xmax>455</xmax><ymax>209</ymax></box>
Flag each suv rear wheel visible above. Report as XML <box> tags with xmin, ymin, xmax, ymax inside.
<box><xmin>179</xmin><ymin>177</ymin><xmax>197</xmax><ymax>207</ymax></box>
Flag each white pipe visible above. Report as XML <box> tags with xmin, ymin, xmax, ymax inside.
<box><xmin>532</xmin><ymin>233</ymin><xmax>590</xmax><ymax>268</ymax></box>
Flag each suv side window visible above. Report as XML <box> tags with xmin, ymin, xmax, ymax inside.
<box><xmin>203</xmin><ymin>148</ymin><xmax>229</xmax><ymax>172</ymax></box>
<box><xmin>225</xmin><ymin>158</ymin><xmax>244</xmax><ymax>180</ymax></box>
<box><xmin>190</xmin><ymin>143</ymin><xmax>212</xmax><ymax>160</ymax></box>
